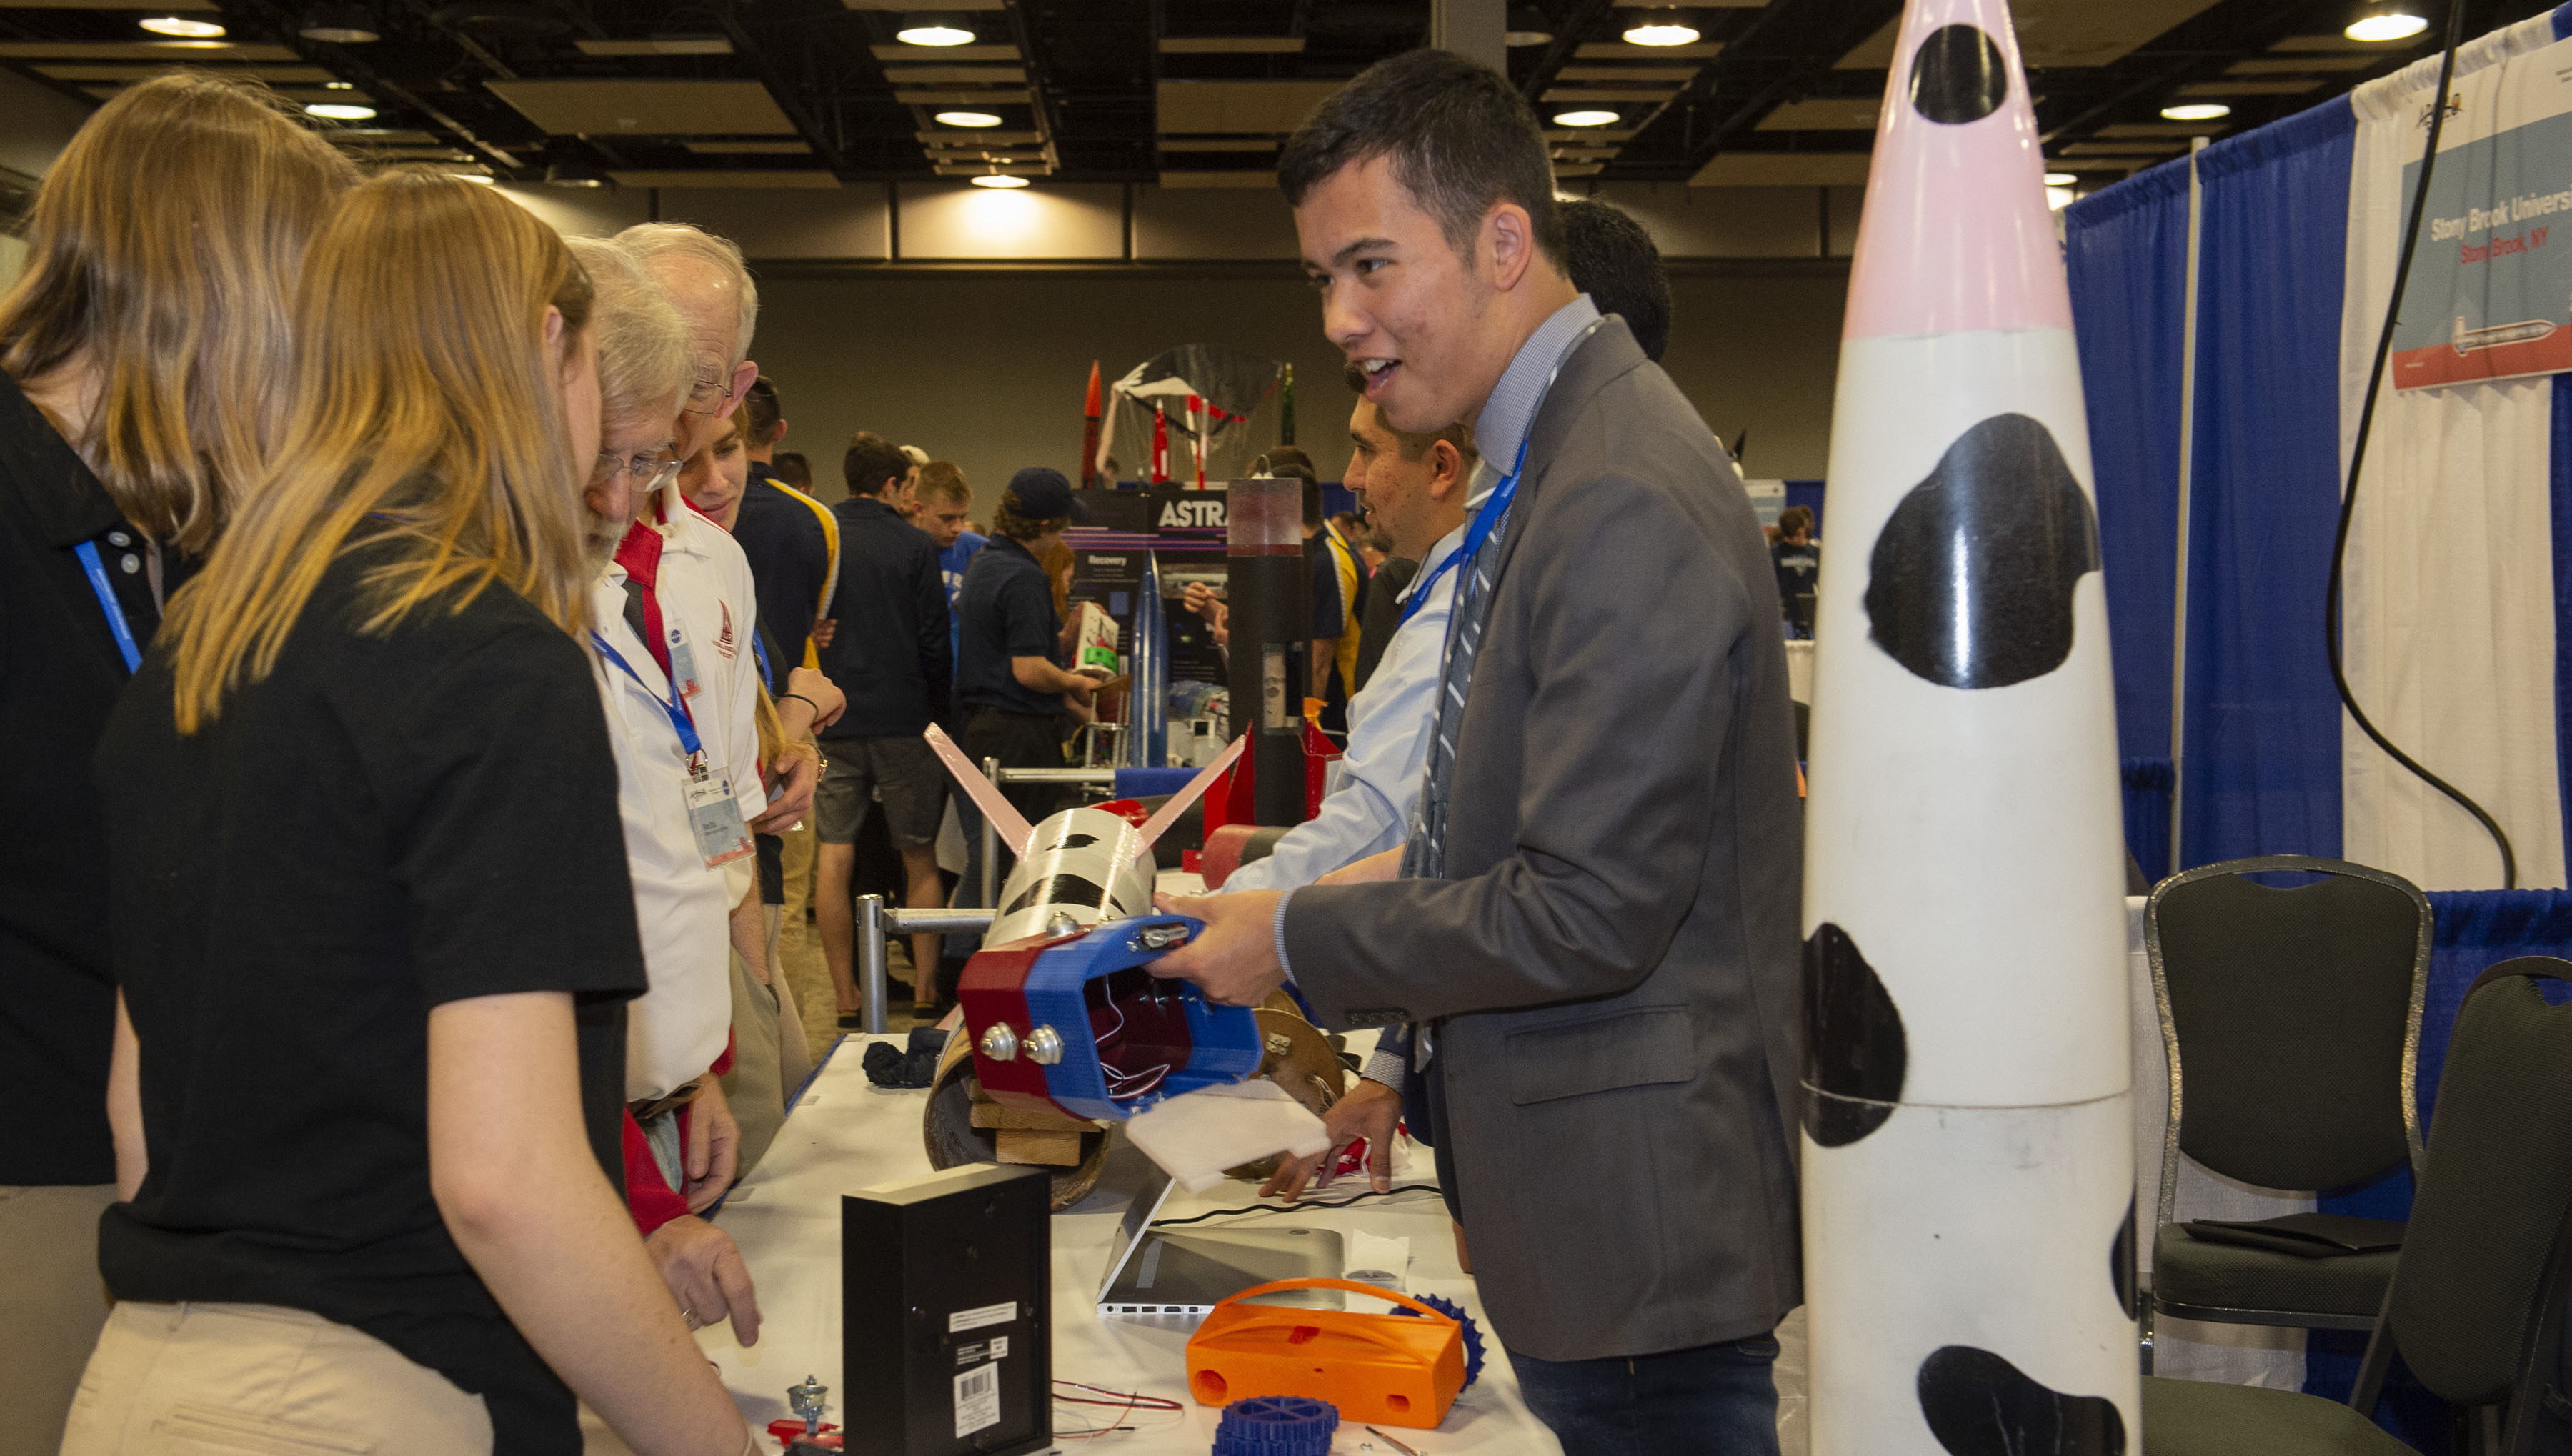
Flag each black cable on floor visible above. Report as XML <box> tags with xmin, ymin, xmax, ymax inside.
<box><xmin>2323</xmin><ymin>0</ymin><xmax>2518</xmax><ymax>888</ymax></box>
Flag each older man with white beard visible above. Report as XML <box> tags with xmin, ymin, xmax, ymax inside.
<box><xmin>568</xmin><ymin>239</ymin><xmax>845</xmax><ymax>1357</ymax></box>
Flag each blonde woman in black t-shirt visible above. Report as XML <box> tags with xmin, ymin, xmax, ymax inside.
<box><xmin>72</xmin><ymin>174</ymin><xmax>754</xmax><ymax>1456</ymax></box>
<box><xmin>0</xmin><ymin>75</ymin><xmax>354</xmax><ymax>1456</ymax></box>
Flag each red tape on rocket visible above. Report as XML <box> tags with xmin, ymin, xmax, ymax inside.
<box><xmin>1801</xmin><ymin>1</ymin><xmax>2137</xmax><ymax>1452</ymax></box>
<box><xmin>923</xmin><ymin>727</ymin><xmax>1329</xmax><ymax>1190</ymax></box>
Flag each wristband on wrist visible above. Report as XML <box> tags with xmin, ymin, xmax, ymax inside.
<box><xmin>778</xmin><ymin>692</ymin><xmax>819</xmax><ymax>712</ymax></box>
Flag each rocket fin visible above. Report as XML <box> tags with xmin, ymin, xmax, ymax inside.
<box><xmin>922</xmin><ymin>722</ymin><xmax>1036</xmax><ymax>856</ymax></box>
<box><xmin>1131</xmin><ymin>733</ymin><xmax>1246</xmax><ymax>862</ymax></box>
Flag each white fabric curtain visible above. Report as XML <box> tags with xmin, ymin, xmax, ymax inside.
<box><xmin>2337</xmin><ymin>18</ymin><xmax>2569</xmax><ymax>890</ymax></box>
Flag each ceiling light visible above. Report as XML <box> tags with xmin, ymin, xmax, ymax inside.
<box><xmin>897</xmin><ymin>11</ymin><xmax>975</xmax><ymax>46</ymax></box>
<box><xmin>935</xmin><ymin>110</ymin><xmax>1002</xmax><ymax>127</ymax></box>
<box><xmin>2043</xmin><ymin>170</ymin><xmax>2077</xmax><ymax>186</ymax></box>
<box><xmin>139</xmin><ymin>14</ymin><xmax>224</xmax><ymax>36</ymax></box>
<box><xmin>1505</xmin><ymin>3</ymin><xmax>1550</xmax><ymax>45</ymax></box>
<box><xmin>2346</xmin><ymin>6</ymin><xmax>2430</xmax><ymax>41</ymax></box>
<box><xmin>324</xmin><ymin>80</ymin><xmax>354</xmax><ymax>89</ymax></box>
<box><xmin>1553</xmin><ymin>109</ymin><xmax>1620</xmax><ymax>127</ymax></box>
<box><xmin>1505</xmin><ymin>29</ymin><xmax>1552</xmax><ymax>46</ymax></box>
<box><xmin>2160</xmin><ymin>103</ymin><xmax>2231</xmax><ymax>122</ymax></box>
<box><xmin>544</xmin><ymin>161</ymin><xmax>607</xmax><ymax>188</ymax></box>
<box><xmin>305</xmin><ymin>101</ymin><xmax>377</xmax><ymax>120</ymax></box>
<box><xmin>1622</xmin><ymin>10</ymin><xmax>1700</xmax><ymax>46</ymax></box>
<box><xmin>970</xmin><ymin>173</ymin><xmax>1028</xmax><ymax>189</ymax></box>
<box><xmin>298</xmin><ymin>4</ymin><xmax>381</xmax><ymax>42</ymax></box>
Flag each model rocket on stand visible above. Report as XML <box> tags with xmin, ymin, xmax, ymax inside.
<box><xmin>1800</xmin><ymin>1</ymin><xmax>2135</xmax><ymax>1453</ymax></box>
<box><xmin>918</xmin><ymin>726</ymin><xmax>1330</xmax><ymax>1191</ymax></box>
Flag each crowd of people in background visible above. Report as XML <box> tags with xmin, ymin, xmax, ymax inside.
<box><xmin>0</xmin><ymin>41</ymin><xmax>1820</xmax><ymax>1456</ymax></box>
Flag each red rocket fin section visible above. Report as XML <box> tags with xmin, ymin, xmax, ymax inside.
<box><xmin>923</xmin><ymin>723</ymin><xmax>1036</xmax><ymax>857</ymax></box>
<box><xmin>1132</xmin><ymin>734</ymin><xmax>1247</xmax><ymax>862</ymax></box>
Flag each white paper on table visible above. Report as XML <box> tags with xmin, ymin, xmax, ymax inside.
<box><xmin>1124</xmin><ymin>1079</ymin><xmax>1331</xmax><ymax>1192</ymax></box>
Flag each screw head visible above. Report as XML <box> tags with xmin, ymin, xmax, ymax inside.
<box><xmin>979</xmin><ymin>1022</ymin><xmax>1021</xmax><ymax>1061</ymax></box>
<box><xmin>1025</xmin><ymin>1024</ymin><xmax>1065</xmax><ymax>1065</ymax></box>
<box><xmin>1137</xmin><ymin>922</ymin><xmax>1190</xmax><ymax>949</ymax></box>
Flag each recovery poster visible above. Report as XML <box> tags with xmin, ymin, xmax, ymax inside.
<box><xmin>2392</xmin><ymin>40</ymin><xmax>2572</xmax><ymax>391</ymax></box>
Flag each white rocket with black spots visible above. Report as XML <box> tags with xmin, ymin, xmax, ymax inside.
<box><xmin>1799</xmin><ymin>0</ymin><xmax>2138</xmax><ymax>1452</ymax></box>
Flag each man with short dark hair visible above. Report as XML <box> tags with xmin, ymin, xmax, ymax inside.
<box><xmin>1559</xmin><ymin>196</ymin><xmax>1673</xmax><ymax>364</ymax></box>
<box><xmin>812</xmin><ymin>431</ymin><xmax>952</xmax><ymax>1022</ymax></box>
<box><xmin>1149</xmin><ymin>48</ymin><xmax>1803</xmax><ymax>1456</ymax></box>
<box><xmin>730</xmin><ymin>377</ymin><xmax>836</xmax><ymax>672</ymax></box>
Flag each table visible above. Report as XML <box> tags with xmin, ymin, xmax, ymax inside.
<box><xmin>688</xmin><ymin>1029</ymin><xmax>1569</xmax><ymax>1455</ymax></box>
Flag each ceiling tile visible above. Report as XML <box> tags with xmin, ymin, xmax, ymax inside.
<box><xmin>487</xmin><ymin>79</ymin><xmax>799</xmax><ymax>136</ymax></box>
<box><xmin>1156</xmin><ymin>79</ymin><xmax>1344</xmax><ymax>135</ymax></box>
<box><xmin>1575</xmin><ymin>41</ymin><xmax>1723</xmax><ymax>59</ymax></box>
<box><xmin>1758</xmin><ymin>97</ymin><xmax>1883</xmax><ymax>131</ymax></box>
<box><xmin>574</xmin><ymin>39</ymin><xmax>731</xmax><ymax>56</ymax></box>
<box><xmin>1555</xmin><ymin>66</ymin><xmax>1699</xmax><ymax>81</ymax></box>
<box><xmin>1158</xmin><ymin>171</ymin><xmax>1278</xmax><ymax>189</ymax></box>
<box><xmin>686</xmin><ymin>139</ymin><xmax>812</xmax><ymax>153</ymax></box>
<box><xmin>2225</xmin><ymin>55</ymin><xmax>2380</xmax><ymax>74</ymax></box>
<box><xmin>0</xmin><ymin>39</ymin><xmax>296</xmax><ymax>59</ymax></box>
<box><xmin>869</xmin><ymin>43</ymin><xmax>1017</xmax><ymax>61</ymax></box>
<box><xmin>882</xmin><ymin>65</ymin><xmax>1025</xmax><ymax>83</ymax></box>
<box><xmin>35</xmin><ymin>62</ymin><xmax>329</xmax><ymax>81</ymax></box>
<box><xmin>1690</xmin><ymin>152</ymin><xmax>1872</xmax><ymax>186</ymax></box>
<box><xmin>1840</xmin><ymin>0</ymin><xmax>2223</xmax><ymax>69</ymax></box>
<box><xmin>1540</xmin><ymin>86</ymin><xmax>1682</xmax><ymax>103</ymax></box>
<box><xmin>1159</xmin><ymin>37</ymin><xmax>1303</xmax><ymax>54</ymax></box>
<box><xmin>2175</xmin><ymin>79</ymin><xmax>2323</xmax><ymax>96</ymax></box>
<box><xmin>609</xmin><ymin>170</ymin><xmax>842</xmax><ymax>188</ymax></box>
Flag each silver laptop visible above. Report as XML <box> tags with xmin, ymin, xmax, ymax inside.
<box><xmin>1095</xmin><ymin>1160</ymin><xmax>1343</xmax><ymax>1321</ymax></box>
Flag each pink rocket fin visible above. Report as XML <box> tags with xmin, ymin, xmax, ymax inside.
<box><xmin>1843</xmin><ymin>0</ymin><xmax>2073</xmax><ymax>341</ymax></box>
<box><xmin>922</xmin><ymin>723</ymin><xmax>1035</xmax><ymax>857</ymax></box>
<box><xmin>1132</xmin><ymin>734</ymin><xmax>1246</xmax><ymax>862</ymax></box>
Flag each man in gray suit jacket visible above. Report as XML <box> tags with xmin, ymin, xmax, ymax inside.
<box><xmin>1149</xmin><ymin>48</ymin><xmax>1803</xmax><ymax>1456</ymax></box>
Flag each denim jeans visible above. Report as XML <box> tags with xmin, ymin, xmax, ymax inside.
<box><xmin>1510</xmin><ymin>1332</ymin><xmax>1783</xmax><ymax>1456</ymax></box>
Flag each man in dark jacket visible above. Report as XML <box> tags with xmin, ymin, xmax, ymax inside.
<box><xmin>814</xmin><ymin>431</ymin><xmax>952</xmax><ymax>1022</ymax></box>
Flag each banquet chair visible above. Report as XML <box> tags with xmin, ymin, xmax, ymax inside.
<box><xmin>2143</xmin><ymin>957</ymin><xmax>2572</xmax><ymax>1456</ymax></box>
<box><xmin>2144</xmin><ymin>856</ymin><xmax>2430</xmax><ymax>1356</ymax></box>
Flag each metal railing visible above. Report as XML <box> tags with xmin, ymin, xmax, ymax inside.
<box><xmin>852</xmin><ymin>898</ymin><xmax>996</xmax><ymax>1034</ymax></box>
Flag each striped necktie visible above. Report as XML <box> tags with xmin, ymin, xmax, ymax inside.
<box><xmin>1401</xmin><ymin>501</ymin><xmax>1512</xmax><ymax>883</ymax></box>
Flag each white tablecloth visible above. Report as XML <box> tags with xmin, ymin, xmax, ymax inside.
<box><xmin>687</xmin><ymin>1029</ymin><xmax>1567</xmax><ymax>1454</ymax></box>
<box><xmin>599</xmin><ymin>895</ymin><xmax>2282</xmax><ymax>1454</ymax></box>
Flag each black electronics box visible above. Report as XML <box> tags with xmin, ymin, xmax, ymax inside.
<box><xmin>843</xmin><ymin>1164</ymin><xmax>1051</xmax><ymax>1456</ymax></box>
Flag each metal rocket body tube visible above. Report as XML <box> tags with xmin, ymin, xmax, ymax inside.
<box><xmin>985</xmin><ymin>805</ymin><xmax>1160</xmax><ymax>948</ymax></box>
<box><xmin>1803</xmin><ymin>2</ymin><xmax>2136</xmax><ymax>1452</ymax></box>
<box><xmin>1133</xmin><ymin>554</ymin><xmax>1169</xmax><ymax>768</ymax></box>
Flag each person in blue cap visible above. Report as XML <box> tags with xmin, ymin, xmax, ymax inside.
<box><xmin>952</xmin><ymin>467</ymin><xmax>1095</xmax><ymax>889</ymax></box>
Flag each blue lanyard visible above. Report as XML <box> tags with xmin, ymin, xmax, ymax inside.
<box><xmin>1402</xmin><ymin>437</ymin><xmax>1529</xmax><ymax>625</ymax></box>
<box><xmin>591</xmin><ymin>633</ymin><xmax>702</xmax><ymax>760</ymax></box>
<box><xmin>73</xmin><ymin>539</ymin><xmax>143</xmax><ymax>674</ymax></box>
<box><xmin>750</xmin><ymin>629</ymin><xmax>772</xmax><ymax>692</ymax></box>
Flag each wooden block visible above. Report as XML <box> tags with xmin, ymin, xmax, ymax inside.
<box><xmin>994</xmin><ymin>1127</ymin><xmax>1086</xmax><ymax>1167</ymax></box>
<box><xmin>970</xmin><ymin>1100</ymin><xmax>1099</xmax><ymax>1132</ymax></box>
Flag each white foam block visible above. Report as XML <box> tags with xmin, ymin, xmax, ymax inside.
<box><xmin>1124</xmin><ymin>1080</ymin><xmax>1332</xmax><ymax>1193</ymax></box>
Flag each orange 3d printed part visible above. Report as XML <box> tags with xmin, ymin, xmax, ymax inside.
<box><xmin>1184</xmin><ymin>1279</ymin><xmax>1471</xmax><ymax>1430</ymax></box>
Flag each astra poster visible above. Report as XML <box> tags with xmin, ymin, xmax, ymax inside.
<box><xmin>2391</xmin><ymin>39</ymin><xmax>2572</xmax><ymax>391</ymax></box>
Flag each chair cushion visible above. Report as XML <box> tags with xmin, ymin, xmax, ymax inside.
<box><xmin>2143</xmin><ymin>1375</ymin><xmax>2411</xmax><ymax>1456</ymax></box>
<box><xmin>2153</xmin><ymin>1222</ymin><xmax>2396</xmax><ymax>1317</ymax></box>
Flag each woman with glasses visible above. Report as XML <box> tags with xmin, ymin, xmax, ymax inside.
<box><xmin>74</xmin><ymin>174</ymin><xmax>755</xmax><ymax>1456</ymax></box>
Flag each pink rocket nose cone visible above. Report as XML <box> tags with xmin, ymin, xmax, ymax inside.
<box><xmin>1843</xmin><ymin>0</ymin><xmax>2073</xmax><ymax>339</ymax></box>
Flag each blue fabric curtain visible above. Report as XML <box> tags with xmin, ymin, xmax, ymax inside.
<box><xmin>2181</xmin><ymin>102</ymin><xmax>2358</xmax><ymax>870</ymax></box>
<box><xmin>2066</xmin><ymin>161</ymin><xmax>2191</xmax><ymax>774</ymax></box>
<box><xmin>2068</xmin><ymin>156</ymin><xmax>2192</xmax><ymax>878</ymax></box>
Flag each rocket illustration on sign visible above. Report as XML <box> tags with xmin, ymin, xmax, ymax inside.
<box><xmin>1802</xmin><ymin>0</ymin><xmax>2136</xmax><ymax>1452</ymax></box>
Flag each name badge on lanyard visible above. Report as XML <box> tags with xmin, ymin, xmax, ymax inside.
<box><xmin>595</xmin><ymin>633</ymin><xmax>752</xmax><ymax>869</ymax></box>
